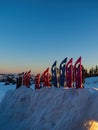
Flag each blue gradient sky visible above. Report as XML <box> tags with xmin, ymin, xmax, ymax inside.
<box><xmin>0</xmin><ymin>0</ymin><xmax>98</xmax><ymax>74</ymax></box>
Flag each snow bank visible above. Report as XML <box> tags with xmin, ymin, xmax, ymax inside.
<box><xmin>0</xmin><ymin>82</ymin><xmax>15</xmax><ymax>102</ymax></box>
<box><xmin>0</xmin><ymin>86</ymin><xmax>98</xmax><ymax>130</ymax></box>
<box><xmin>84</xmin><ymin>76</ymin><xmax>98</xmax><ymax>88</ymax></box>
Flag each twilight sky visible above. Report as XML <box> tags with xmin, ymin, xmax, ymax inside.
<box><xmin>0</xmin><ymin>0</ymin><xmax>98</xmax><ymax>74</ymax></box>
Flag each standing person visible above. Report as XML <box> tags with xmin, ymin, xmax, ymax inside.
<box><xmin>16</xmin><ymin>74</ymin><xmax>22</xmax><ymax>89</ymax></box>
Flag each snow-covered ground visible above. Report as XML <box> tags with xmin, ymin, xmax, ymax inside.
<box><xmin>0</xmin><ymin>77</ymin><xmax>98</xmax><ymax>130</ymax></box>
<box><xmin>0</xmin><ymin>82</ymin><xmax>35</xmax><ymax>102</ymax></box>
<box><xmin>84</xmin><ymin>76</ymin><xmax>98</xmax><ymax>88</ymax></box>
<box><xmin>0</xmin><ymin>82</ymin><xmax>15</xmax><ymax>102</ymax></box>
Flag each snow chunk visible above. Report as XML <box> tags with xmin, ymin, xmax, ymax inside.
<box><xmin>0</xmin><ymin>86</ymin><xmax>98</xmax><ymax>130</ymax></box>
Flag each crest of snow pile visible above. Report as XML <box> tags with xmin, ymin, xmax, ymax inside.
<box><xmin>0</xmin><ymin>86</ymin><xmax>98</xmax><ymax>130</ymax></box>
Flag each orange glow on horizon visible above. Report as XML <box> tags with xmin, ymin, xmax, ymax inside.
<box><xmin>0</xmin><ymin>66</ymin><xmax>46</xmax><ymax>75</ymax></box>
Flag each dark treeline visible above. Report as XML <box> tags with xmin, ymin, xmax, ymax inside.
<box><xmin>83</xmin><ymin>65</ymin><xmax>98</xmax><ymax>78</ymax></box>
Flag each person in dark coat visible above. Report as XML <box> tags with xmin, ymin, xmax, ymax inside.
<box><xmin>16</xmin><ymin>74</ymin><xmax>22</xmax><ymax>89</ymax></box>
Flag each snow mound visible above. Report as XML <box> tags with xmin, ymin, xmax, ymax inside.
<box><xmin>0</xmin><ymin>86</ymin><xmax>98</xmax><ymax>130</ymax></box>
<box><xmin>85</xmin><ymin>76</ymin><xmax>98</xmax><ymax>88</ymax></box>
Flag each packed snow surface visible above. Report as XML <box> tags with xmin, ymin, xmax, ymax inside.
<box><xmin>0</xmin><ymin>77</ymin><xmax>98</xmax><ymax>130</ymax></box>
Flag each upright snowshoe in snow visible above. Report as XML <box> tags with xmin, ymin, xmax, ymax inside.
<box><xmin>41</xmin><ymin>67</ymin><xmax>51</xmax><ymax>87</ymax></box>
<box><xmin>35</xmin><ymin>74</ymin><xmax>40</xmax><ymax>89</ymax></box>
<box><xmin>74</xmin><ymin>57</ymin><xmax>83</xmax><ymax>88</ymax></box>
<box><xmin>51</xmin><ymin>61</ymin><xmax>58</xmax><ymax>87</ymax></box>
<box><xmin>59</xmin><ymin>57</ymin><xmax>67</xmax><ymax>87</ymax></box>
<box><xmin>23</xmin><ymin>71</ymin><xmax>31</xmax><ymax>87</ymax></box>
<box><xmin>66</xmin><ymin>58</ymin><xmax>73</xmax><ymax>88</ymax></box>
